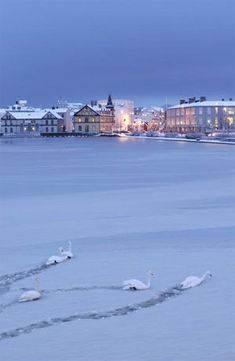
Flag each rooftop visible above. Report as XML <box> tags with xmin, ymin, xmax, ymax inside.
<box><xmin>2</xmin><ymin>110</ymin><xmax>63</xmax><ymax>120</ymax></box>
<box><xmin>168</xmin><ymin>100</ymin><xmax>235</xmax><ymax>109</ymax></box>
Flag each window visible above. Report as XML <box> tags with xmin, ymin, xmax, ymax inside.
<box><xmin>46</xmin><ymin>127</ymin><xmax>48</xmax><ymax>133</ymax></box>
<box><xmin>5</xmin><ymin>127</ymin><xmax>7</xmax><ymax>133</ymax></box>
<box><xmin>10</xmin><ymin>127</ymin><xmax>13</xmax><ymax>133</ymax></box>
<box><xmin>85</xmin><ymin>125</ymin><xmax>89</xmax><ymax>132</ymax></box>
<box><xmin>78</xmin><ymin>125</ymin><xmax>82</xmax><ymax>131</ymax></box>
<box><xmin>45</xmin><ymin>120</ymin><xmax>48</xmax><ymax>125</ymax></box>
<box><xmin>85</xmin><ymin>117</ymin><xmax>89</xmax><ymax>123</ymax></box>
<box><xmin>51</xmin><ymin>127</ymin><xmax>54</xmax><ymax>132</ymax></box>
<box><xmin>51</xmin><ymin>119</ymin><xmax>54</xmax><ymax>125</ymax></box>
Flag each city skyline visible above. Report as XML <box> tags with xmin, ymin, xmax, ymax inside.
<box><xmin>0</xmin><ymin>0</ymin><xmax>234</xmax><ymax>107</ymax></box>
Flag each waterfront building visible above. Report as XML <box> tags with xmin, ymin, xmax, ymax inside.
<box><xmin>98</xmin><ymin>98</ymin><xmax>134</xmax><ymax>132</ymax></box>
<box><xmin>166</xmin><ymin>97</ymin><xmax>235</xmax><ymax>133</ymax></box>
<box><xmin>1</xmin><ymin>110</ymin><xmax>63</xmax><ymax>135</ymax></box>
<box><xmin>73</xmin><ymin>95</ymin><xmax>114</xmax><ymax>134</ymax></box>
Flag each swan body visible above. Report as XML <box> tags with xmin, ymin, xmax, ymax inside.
<box><xmin>60</xmin><ymin>241</ymin><xmax>73</xmax><ymax>259</ymax></box>
<box><xmin>123</xmin><ymin>271</ymin><xmax>154</xmax><ymax>290</ymax></box>
<box><xmin>46</xmin><ymin>247</ymin><xmax>67</xmax><ymax>265</ymax></box>
<box><xmin>19</xmin><ymin>278</ymin><xmax>41</xmax><ymax>302</ymax></box>
<box><xmin>180</xmin><ymin>271</ymin><xmax>212</xmax><ymax>290</ymax></box>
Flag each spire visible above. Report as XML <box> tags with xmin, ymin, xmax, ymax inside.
<box><xmin>106</xmin><ymin>94</ymin><xmax>114</xmax><ymax>110</ymax></box>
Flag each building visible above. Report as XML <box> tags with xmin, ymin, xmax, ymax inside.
<box><xmin>98</xmin><ymin>98</ymin><xmax>134</xmax><ymax>132</ymax></box>
<box><xmin>1</xmin><ymin>110</ymin><xmax>63</xmax><ymax>135</ymax></box>
<box><xmin>73</xmin><ymin>95</ymin><xmax>114</xmax><ymax>134</ymax></box>
<box><xmin>166</xmin><ymin>97</ymin><xmax>235</xmax><ymax>133</ymax></box>
<box><xmin>133</xmin><ymin>106</ymin><xmax>165</xmax><ymax>132</ymax></box>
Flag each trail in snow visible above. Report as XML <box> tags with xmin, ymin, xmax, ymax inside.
<box><xmin>0</xmin><ymin>263</ymin><xmax>55</xmax><ymax>287</ymax></box>
<box><xmin>0</xmin><ymin>286</ymin><xmax>182</xmax><ymax>341</ymax></box>
<box><xmin>50</xmin><ymin>285</ymin><xmax>123</xmax><ymax>292</ymax></box>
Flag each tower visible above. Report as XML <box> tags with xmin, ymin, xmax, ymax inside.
<box><xmin>106</xmin><ymin>94</ymin><xmax>115</xmax><ymax>132</ymax></box>
<box><xmin>106</xmin><ymin>94</ymin><xmax>114</xmax><ymax>115</ymax></box>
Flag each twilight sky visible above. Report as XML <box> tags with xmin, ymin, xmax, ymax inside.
<box><xmin>0</xmin><ymin>0</ymin><xmax>234</xmax><ymax>107</ymax></box>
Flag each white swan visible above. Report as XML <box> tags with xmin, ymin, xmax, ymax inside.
<box><xmin>46</xmin><ymin>247</ymin><xmax>68</xmax><ymax>265</ymax></box>
<box><xmin>123</xmin><ymin>270</ymin><xmax>154</xmax><ymax>290</ymax></box>
<box><xmin>60</xmin><ymin>241</ymin><xmax>74</xmax><ymax>259</ymax></box>
<box><xmin>180</xmin><ymin>270</ymin><xmax>212</xmax><ymax>290</ymax></box>
<box><xmin>19</xmin><ymin>278</ymin><xmax>41</xmax><ymax>302</ymax></box>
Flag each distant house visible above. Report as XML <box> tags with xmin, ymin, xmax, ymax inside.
<box><xmin>73</xmin><ymin>105</ymin><xmax>100</xmax><ymax>134</ymax></box>
<box><xmin>73</xmin><ymin>95</ymin><xmax>115</xmax><ymax>134</ymax></box>
<box><xmin>1</xmin><ymin>110</ymin><xmax>63</xmax><ymax>135</ymax></box>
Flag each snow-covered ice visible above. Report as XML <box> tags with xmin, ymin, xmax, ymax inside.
<box><xmin>0</xmin><ymin>137</ymin><xmax>234</xmax><ymax>361</ymax></box>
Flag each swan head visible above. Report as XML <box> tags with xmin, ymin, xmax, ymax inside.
<box><xmin>206</xmin><ymin>271</ymin><xmax>212</xmax><ymax>277</ymax></box>
<box><xmin>148</xmin><ymin>270</ymin><xmax>154</xmax><ymax>276</ymax></box>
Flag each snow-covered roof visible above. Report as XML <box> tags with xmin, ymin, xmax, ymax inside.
<box><xmin>151</xmin><ymin>106</ymin><xmax>164</xmax><ymax>112</ymax></box>
<box><xmin>91</xmin><ymin>105</ymin><xmax>111</xmax><ymax>113</ymax></box>
<box><xmin>2</xmin><ymin>110</ymin><xmax>62</xmax><ymax>120</ymax></box>
<box><xmin>168</xmin><ymin>101</ymin><xmax>235</xmax><ymax>109</ymax></box>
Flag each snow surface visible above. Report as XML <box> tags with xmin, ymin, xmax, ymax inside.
<box><xmin>0</xmin><ymin>137</ymin><xmax>234</xmax><ymax>361</ymax></box>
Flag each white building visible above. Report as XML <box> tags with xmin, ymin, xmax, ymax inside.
<box><xmin>166</xmin><ymin>98</ymin><xmax>235</xmax><ymax>133</ymax></box>
<box><xmin>1</xmin><ymin>110</ymin><xmax>63</xmax><ymax>135</ymax></box>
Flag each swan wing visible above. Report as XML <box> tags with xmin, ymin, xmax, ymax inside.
<box><xmin>123</xmin><ymin>279</ymin><xmax>146</xmax><ymax>289</ymax></box>
<box><xmin>46</xmin><ymin>255</ymin><xmax>67</xmax><ymax>265</ymax></box>
<box><xmin>180</xmin><ymin>276</ymin><xmax>200</xmax><ymax>289</ymax></box>
<box><xmin>19</xmin><ymin>290</ymin><xmax>41</xmax><ymax>302</ymax></box>
<box><xmin>46</xmin><ymin>256</ymin><xmax>57</xmax><ymax>265</ymax></box>
<box><xmin>123</xmin><ymin>278</ymin><xmax>138</xmax><ymax>286</ymax></box>
<box><xmin>61</xmin><ymin>250</ymin><xmax>73</xmax><ymax>258</ymax></box>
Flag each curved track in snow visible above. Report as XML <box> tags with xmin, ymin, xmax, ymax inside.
<box><xmin>0</xmin><ymin>286</ymin><xmax>182</xmax><ymax>341</ymax></box>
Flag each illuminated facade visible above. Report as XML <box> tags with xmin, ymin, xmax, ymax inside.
<box><xmin>166</xmin><ymin>99</ymin><xmax>235</xmax><ymax>133</ymax></box>
<box><xmin>133</xmin><ymin>106</ymin><xmax>165</xmax><ymax>132</ymax></box>
<box><xmin>99</xmin><ymin>98</ymin><xmax>134</xmax><ymax>131</ymax></box>
<box><xmin>73</xmin><ymin>96</ymin><xmax>114</xmax><ymax>134</ymax></box>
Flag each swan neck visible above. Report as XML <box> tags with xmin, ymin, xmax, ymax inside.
<box><xmin>201</xmin><ymin>272</ymin><xmax>209</xmax><ymax>281</ymax></box>
<box><xmin>59</xmin><ymin>247</ymin><xmax>63</xmax><ymax>255</ymax></box>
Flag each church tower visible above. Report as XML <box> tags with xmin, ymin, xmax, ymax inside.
<box><xmin>106</xmin><ymin>94</ymin><xmax>115</xmax><ymax>132</ymax></box>
<box><xmin>106</xmin><ymin>94</ymin><xmax>114</xmax><ymax>115</ymax></box>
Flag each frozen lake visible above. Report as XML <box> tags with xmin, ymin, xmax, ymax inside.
<box><xmin>0</xmin><ymin>137</ymin><xmax>234</xmax><ymax>361</ymax></box>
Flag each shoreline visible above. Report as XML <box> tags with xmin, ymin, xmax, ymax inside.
<box><xmin>1</xmin><ymin>133</ymin><xmax>235</xmax><ymax>146</ymax></box>
<box><xmin>123</xmin><ymin>135</ymin><xmax>235</xmax><ymax>146</ymax></box>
